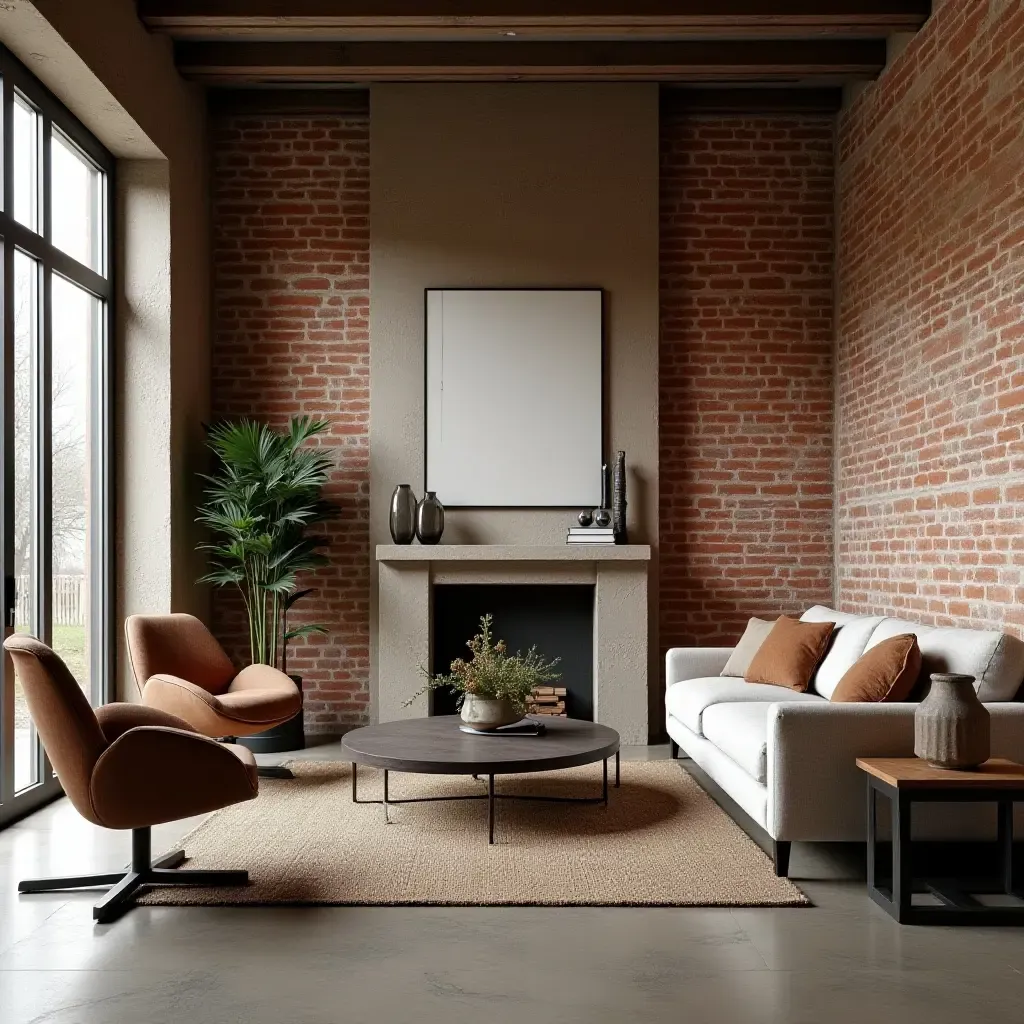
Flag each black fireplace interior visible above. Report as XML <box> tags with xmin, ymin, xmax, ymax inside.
<box><xmin>431</xmin><ymin>584</ymin><xmax>595</xmax><ymax>720</ymax></box>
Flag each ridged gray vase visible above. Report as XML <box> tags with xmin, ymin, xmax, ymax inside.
<box><xmin>611</xmin><ymin>450</ymin><xmax>627</xmax><ymax>544</ymax></box>
<box><xmin>914</xmin><ymin>673</ymin><xmax>990</xmax><ymax>769</ymax></box>
<box><xmin>415</xmin><ymin>491</ymin><xmax>445</xmax><ymax>545</ymax></box>
<box><xmin>389</xmin><ymin>484</ymin><xmax>417</xmax><ymax>544</ymax></box>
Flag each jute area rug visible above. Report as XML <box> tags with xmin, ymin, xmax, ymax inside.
<box><xmin>140</xmin><ymin>760</ymin><xmax>807</xmax><ymax>907</ymax></box>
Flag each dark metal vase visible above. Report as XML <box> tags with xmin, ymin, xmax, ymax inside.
<box><xmin>389</xmin><ymin>484</ymin><xmax>416</xmax><ymax>544</ymax></box>
<box><xmin>416</xmin><ymin>491</ymin><xmax>445</xmax><ymax>544</ymax></box>
<box><xmin>611</xmin><ymin>450</ymin><xmax>627</xmax><ymax>544</ymax></box>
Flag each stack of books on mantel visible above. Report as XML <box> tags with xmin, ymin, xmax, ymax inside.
<box><xmin>528</xmin><ymin>686</ymin><xmax>568</xmax><ymax>717</ymax></box>
<box><xmin>566</xmin><ymin>527</ymin><xmax>615</xmax><ymax>545</ymax></box>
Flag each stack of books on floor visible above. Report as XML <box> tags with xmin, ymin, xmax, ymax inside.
<box><xmin>528</xmin><ymin>686</ymin><xmax>568</xmax><ymax>716</ymax></box>
<box><xmin>566</xmin><ymin>527</ymin><xmax>615</xmax><ymax>545</ymax></box>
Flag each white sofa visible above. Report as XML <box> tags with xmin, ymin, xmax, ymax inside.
<box><xmin>665</xmin><ymin>606</ymin><xmax>1024</xmax><ymax>876</ymax></box>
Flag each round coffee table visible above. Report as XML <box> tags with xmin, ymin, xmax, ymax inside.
<box><xmin>342</xmin><ymin>716</ymin><xmax>620</xmax><ymax>843</ymax></box>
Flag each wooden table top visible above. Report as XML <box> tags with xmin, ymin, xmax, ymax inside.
<box><xmin>856</xmin><ymin>757</ymin><xmax>1024</xmax><ymax>789</ymax></box>
<box><xmin>342</xmin><ymin>715</ymin><xmax>620</xmax><ymax>775</ymax></box>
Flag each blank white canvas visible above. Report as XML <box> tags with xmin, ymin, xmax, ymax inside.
<box><xmin>426</xmin><ymin>289</ymin><xmax>603</xmax><ymax>506</ymax></box>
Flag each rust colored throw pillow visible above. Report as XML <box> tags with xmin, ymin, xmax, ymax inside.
<box><xmin>744</xmin><ymin>615</ymin><xmax>835</xmax><ymax>692</ymax></box>
<box><xmin>830</xmin><ymin>634</ymin><xmax>921</xmax><ymax>703</ymax></box>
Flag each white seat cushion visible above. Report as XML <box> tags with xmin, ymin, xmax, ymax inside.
<box><xmin>664</xmin><ymin>676</ymin><xmax>823</xmax><ymax>736</ymax></box>
<box><xmin>701</xmin><ymin>703</ymin><xmax>772</xmax><ymax>784</ymax></box>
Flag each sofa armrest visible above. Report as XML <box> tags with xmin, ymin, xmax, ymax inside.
<box><xmin>666</xmin><ymin>647</ymin><xmax>733</xmax><ymax>686</ymax></box>
<box><xmin>766</xmin><ymin>702</ymin><xmax>1024</xmax><ymax>841</ymax></box>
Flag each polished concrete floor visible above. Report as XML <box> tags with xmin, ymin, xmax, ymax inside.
<box><xmin>2</xmin><ymin>743</ymin><xmax>1024</xmax><ymax>1023</ymax></box>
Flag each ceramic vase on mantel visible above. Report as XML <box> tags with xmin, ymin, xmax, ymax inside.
<box><xmin>611</xmin><ymin>450</ymin><xmax>627</xmax><ymax>544</ymax></box>
<box><xmin>460</xmin><ymin>694</ymin><xmax>522</xmax><ymax>732</ymax></box>
<box><xmin>389</xmin><ymin>484</ymin><xmax>417</xmax><ymax>544</ymax></box>
<box><xmin>416</xmin><ymin>491</ymin><xmax>445</xmax><ymax>544</ymax></box>
<box><xmin>914</xmin><ymin>673</ymin><xmax>991</xmax><ymax>769</ymax></box>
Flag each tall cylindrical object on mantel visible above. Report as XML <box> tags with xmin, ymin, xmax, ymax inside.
<box><xmin>611</xmin><ymin>450</ymin><xmax>627</xmax><ymax>544</ymax></box>
<box><xmin>600</xmin><ymin>463</ymin><xmax>610</xmax><ymax>510</ymax></box>
<box><xmin>389</xmin><ymin>484</ymin><xmax>417</xmax><ymax>544</ymax></box>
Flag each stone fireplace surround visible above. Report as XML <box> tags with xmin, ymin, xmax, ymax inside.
<box><xmin>376</xmin><ymin>545</ymin><xmax>651</xmax><ymax>744</ymax></box>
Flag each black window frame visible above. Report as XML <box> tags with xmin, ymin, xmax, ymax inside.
<box><xmin>0</xmin><ymin>41</ymin><xmax>114</xmax><ymax>823</ymax></box>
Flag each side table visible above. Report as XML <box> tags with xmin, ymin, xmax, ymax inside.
<box><xmin>857</xmin><ymin>757</ymin><xmax>1024</xmax><ymax>925</ymax></box>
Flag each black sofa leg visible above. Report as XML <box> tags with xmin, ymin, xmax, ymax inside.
<box><xmin>669</xmin><ymin>739</ymin><xmax>679</xmax><ymax>760</ymax></box>
<box><xmin>773</xmin><ymin>841</ymin><xmax>791</xmax><ymax>878</ymax></box>
<box><xmin>18</xmin><ymin>826</ymin><xmax>249</xmax><ymax>924</ymax></box>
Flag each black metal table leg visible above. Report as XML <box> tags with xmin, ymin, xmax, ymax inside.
<box><xmin>488</xmin><ymin>774</ymin><xmax>495</xmax><ymax>844</ymax></box>
<box><xmin>892</xmin><ymin>790</ymin><xmax>912</xmax><ymax>923</ymax></box>
<box><xmin>866</xmin><ymin>781</ymin><xmax>877</xmax><ymax>894</ymax></box>
<box><xmin>351</xmin><ymin>762</ymin><xmax>357</xmax><ymax>801</ymax></box>
<box><xmin>999</xmin><ymin>798</ymin><xmax>1015</xmax><ymax>894</ymax></box>
<box><xmin>383</xmin><ymin>769</ymin><xmax>390</xmax><ymax>823</ymax></box>
<box><xmin>602</xmin><ymin>757</ymin><xmax>608</xmax><ymax>806</ymax></box>
<box><xmin>615</xmin><ymin>749</ymin><xmax>620</xmax><ymax>788</ymax></box>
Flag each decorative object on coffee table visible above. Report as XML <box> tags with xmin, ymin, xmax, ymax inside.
<box><xmin>404</xmin><ymin>613</ymin><xmax>561</xmax><ymax>731</ymax></box>
<box><xmin>389</xmin><ymin>484</ymin><xmax>417</xmax><ymax>544</ymax></box>
<box><xmin>914</xmin><ymin>673</ymin><xmax>990</xmax><ymax>769</ymax></box>
<box><xmin>343</xmin><ymin>715</ymin><xmax>620</xmax><ymax>843</ymax></box>
<box><xmin>415</xmin><ymin>490</ymin><xmax>445</xmax><ymax>544</ymax></box>
<box><xmin>858</xmin><ymin>756</ymin><xmax>1024</xmax><ymax>924</ymax></box>
<box><xmin>611</xmin><ymin>450</ymin><xmax>627</xmax><ymax>543</ymax></box>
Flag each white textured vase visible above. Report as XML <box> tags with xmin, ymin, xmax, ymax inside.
<box><xmin>460</xmin><ymin>695</ymin><xmax>522</xmax><ymax>731</ymax></box>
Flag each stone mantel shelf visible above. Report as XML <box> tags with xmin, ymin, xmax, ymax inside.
<box><xmin>376</xmin><ymin>544</ymin><xmax>651</xmax><ymax>563</ymax></box>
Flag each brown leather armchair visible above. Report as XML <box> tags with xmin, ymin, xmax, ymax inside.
<box><xmin>125</xmin><ymin>614</ymin><xmax>302</xmax><ymax>779</ymax></box>
<box><xmin>4</xmin><ymin>634</ymin><xmax>257</xmax><ymax>923</ymax></box>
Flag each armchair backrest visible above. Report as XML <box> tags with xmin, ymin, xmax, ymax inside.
<box><xmin>124</xmin><ymin>614</ymin><xmax>236</xmax><ymax>696</ymax></box>
<box><xmin>4</xmin><ymin>634</ymin><xmax>107</xmax><ymax>823</ymax></box>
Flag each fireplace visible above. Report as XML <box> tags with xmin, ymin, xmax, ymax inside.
<box><xmin>375</xmin><ymin>544</ymin><xmax>650</xmax><ymax>743</ymax></box>
<box><xmin>431</xmin><ymin>584</ymin><xmax>595</xmax><ymax>720</ymax></box>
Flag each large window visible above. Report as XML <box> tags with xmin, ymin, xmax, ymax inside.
<box><xmin>0</xmin><ymin>46</ymin><xmax>113</xmax><ymax>824</ymax></box>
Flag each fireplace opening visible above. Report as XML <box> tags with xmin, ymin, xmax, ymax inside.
<box><xmin>431</xmin><ymin>584</ymin><xmax>595</xmax><ymax>721</ymax></box>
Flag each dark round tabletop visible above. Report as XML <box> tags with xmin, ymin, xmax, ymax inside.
<box><xmin>341</xmin><ymin>715</ymin><xmax>620</xmax><ymax>775</ymax></box>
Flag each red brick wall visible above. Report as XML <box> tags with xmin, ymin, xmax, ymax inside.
<box><xmin>836</xmin><ymin>0</ymin><xmax>1024</xmax><ymax>635</ymax></box>
<box><xmin>210</xmin><ymin>110</ymin><xmax>371</xmax><ymax>732</ymax></box>
<box><xmin>659</xmin><ymin>109</ymin><xmax>836</xmax><ymax>649</ymax></box>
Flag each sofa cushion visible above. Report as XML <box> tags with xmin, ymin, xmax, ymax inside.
<box><xmin>744</xmin><ymin>616</ymin><xmax>835</xmax><ymax>692</ymax></box>
<box><xmin>800</xmin><ymin>607</ymin><xmax>885</xmax><ymax>698</ymax></box>
<box><xmin>720</xmin><ymin>617</ymin><xmax>775</xmax><ymax>677</ymax></box>
<box><xmin>831</xmin><ymin>634</ymin><xmax>921</xmax><ymax>703</ymax></box>
<box><xmin>665</xmin><ymin>676</ymin><xmax>822</xmax><ymax>736</ymax></box>
<box><xmin>865</xmin><ymin>619</ymin><xmax>1024</xmax><ymax>702</ymax></box>
<box><xmin>701</xmin><ymin>703</ymin><xmax>771</xmax><ymax>784</ymax></box>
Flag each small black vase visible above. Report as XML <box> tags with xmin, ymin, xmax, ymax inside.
<box><xmin>389</xmin><ymin>484</ymin><xmax>417</xmax><ymax>544</ymax></box>
<box><xmin>416</xmin><ymin>491</ymin><xmax>445</xmax><ymax>544</ymax></box>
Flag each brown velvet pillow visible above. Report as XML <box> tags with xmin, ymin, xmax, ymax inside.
<box><xmin>744</xmin><ymin>615</ymin><xmax>835</xmax><ymax>692</ymax></box>
<box><xmin>830</xmin><ymin>634</ymin><xmax>921</xmax><ymax>703</ymax></box>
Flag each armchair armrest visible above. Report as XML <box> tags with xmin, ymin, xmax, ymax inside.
<box><xmin>766</xmin><ymin>702</ymin><xmax>1024</xmax><ymax>841</ymax></box>
<box><xmin>666</xmin><ymin>647</ymin><xmax>733</xmax><ymax>685</ymax></box>
<box><xmin>90</xmin><ymin>726</ymin><xmax>258</xmax><ymax>830</ymax></box>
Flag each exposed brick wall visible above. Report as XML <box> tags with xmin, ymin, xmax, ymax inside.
<box><xmin>210</xmin><ymin>110</ymin><xmax>371</xmax><ymax>732</ymax></box>
<box><xmin>659</xmin><ymin>110</ymin><xmax>835</xmax><ymax>650</ymax></box>
<box><xmin>836</xmin><ymin>0</ymin><xmax>1024</xmax><ymax>635</ymax></box>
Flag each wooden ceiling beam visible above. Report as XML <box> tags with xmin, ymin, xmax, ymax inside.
<box><xmin>140</xmin><ymin>1</ymin><xmax>931</xmax><ymax>40</ymax></box>
<box><xmin>174</xmin><ymin>39</ymin><xmax>888</xmax><ymax>84</ymax></box>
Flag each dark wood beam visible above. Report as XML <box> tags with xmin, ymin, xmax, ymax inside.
<box><xmin>661</xmin><ymin>86</ymin><xmax>843</xmax><ymax>116</ymax></box>
<box><xmin>141</xmin><ymin>1</ymin><xmax>931</xmax><ymax>40</ymax></box>
<box><xmin>208</xmin><ymin>88</ymin><xmax>370</xmax><ymax>116</ymax></box>
<box><xmin>174</xmin><ymin>39</ymin><xmax>888</xmax><ymax>84</ymax></box>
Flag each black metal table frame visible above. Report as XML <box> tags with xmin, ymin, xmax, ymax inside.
<box><xmin>866</xmin><ymin>776</ymin><xmax>1024</xmax><ymax>924</ymax></box>
<box><xmin>351</xmin><ymin>750</ymin><xmax>621</xmax><ymax>844</ymax></box>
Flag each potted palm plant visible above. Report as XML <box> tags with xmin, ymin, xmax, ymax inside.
<box><xmin>196</xmin><ymin>416</ymin><xmax>336</xmax><ymax>752</ymax></box>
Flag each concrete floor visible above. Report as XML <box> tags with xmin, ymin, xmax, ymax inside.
<box><xmin>2</xmin><ymin>743</ymin><xmax>1024</xmax><ymax>1023</ymax></box>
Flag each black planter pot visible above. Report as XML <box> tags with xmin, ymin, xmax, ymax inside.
<box><xmin>238</xmin><ymin>675</ymin><xmax>305</xmax><ymax>754</ymax></box>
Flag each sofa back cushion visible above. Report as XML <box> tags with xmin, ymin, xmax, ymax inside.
<box><xmin>744</xmin><ymin>616</ymin><xmax>835</xmax><ymax>692</ymax></box>
<box><xmin>865</xmin><ymin>619</ymin><xmax>1024</xmax><ymax>702</ymax></box>
<box><xmin>799</xmin><ymin>606</ymin><xmax>884</xmax><ymax>699</ymax></box>
<box><xmin>830</xmin><ymin>634</ymin><xmax>921</xmax><ymax>703</ymax></box>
